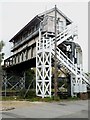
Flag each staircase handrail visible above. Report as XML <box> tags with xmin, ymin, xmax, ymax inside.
<box><xmin>82</xmin><ymin>72</ymin><xmax>89</xmax><ymax>81</ymax></box>
<box><xmin>52</xmin><ymin>47</ymin><xmax>90</xmax><ymax>85</ymax></box>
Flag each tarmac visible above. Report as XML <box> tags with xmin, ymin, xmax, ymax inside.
<box><xmin>0</xmin><ymin>100</ymin><xmax>89</xmax><ymax>119</ymax></box>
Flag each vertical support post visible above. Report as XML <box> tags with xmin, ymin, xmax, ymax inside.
<box><xmin>79</xmin><ymin>64</ymin><xmax>83</xmax><ymax>93</ymax></box>
<box><xmin>79</xmin><ymin>65</ymin><xmax>87</xmax><ymax>93</ymax></box>
<box><xmin>71</xmin><ymin>74</ymin><xmax>75</xmax><ymax>97</ymax></box>
<box><xmin>75</xmin><ymin>64</ymin><xmax>78</xmax><ymax>97</ymax></box>
<box><xmin>42</xmin><ymin>37</ymin><xmax>44</xmax><ymax>98</ymax></box>
<box><xmin>36</xmin><ymin>43</ymin><xmax>37</xmax><ymax>96</ymax></box>
<box><xmin>54</xmin><ymin>5</ymin><xmax>58</xmax><ymax>97</ymax></box>
<box><xmin>49</xmin><ymin>37</ymin><xmax>52</xmax><ymax>98</ymax></box>
<box><xmin>71</xmin><ymin>65</ymin><xmax>78</xmax><ymax>97</ymax></box>
<box><xmin>36</xmin><ymin>26</ymin><xmax>52</xmax><ymax>98</ymax></box>
<box><xmin>20</xmin><ymin>72</ymin><xmax>25</xmax><ymax>90</ymax></box>
<box><xmin>23</xmin><ymin>71</ymin><xmax>25</xmax><ymax>89</ymax></box>
<box><xmin>36</xmin><ymin>28</ymin><xmax>41</xmax><ymax>96</ymax></box>
<box><xmin>4</xmin><ymin>74</ymin><xmax>7</xmax><ymax>97</ymax></box>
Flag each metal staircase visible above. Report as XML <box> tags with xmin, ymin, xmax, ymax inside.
<box><xmin>52</xmin><ymin>47</ymin><xmax>89</xmax><ymax>96</ymax></box>
<box><xmin>52</xmin><ymin>47</ymin><xmax>89</xmax><ymax>85</ymax></box>
<box><xmin>36</xmin><ymin>23</ymin><xmax>89</xmax><ymax>98</ymax></box>
<box><xmin>44</xmin><ymin>23</ymin><xmax>77</xmax><ymax>48</ymax></box>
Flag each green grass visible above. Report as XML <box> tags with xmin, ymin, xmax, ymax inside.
<box><xmin>28</xmin><ymin>97</ymin><xmax>55</xmax><ymax>102</ymax></box>
<box><xmin>65</xmin><ymin>96</ymin><xmax>80</xmax><ymax>101</ymax></box>
<box><xmin>1</xmin><ymin>89</ymin><xmax>81</xmax><ymax>102</ymax></box>
<box><xmin>2</xmin><ymin>96</ymin><xmax>23</xmax><ymax>101</ymax></box>
<box><xmin>2</xmin><ymin>96</ymin><xmax>60</xmax><ymax>102</ymax></box>
<box><xmin>2</xmin><ymin>96</ymin><xmax>81</xmax><ymax>102</ymax></box>
<box><xmin>1</xmin><ymin>95</ymin><xmax>82</xmax><ymax>102</ymax></box>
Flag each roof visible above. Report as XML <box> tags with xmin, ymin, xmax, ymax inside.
<box><xmin>9</xmin><ymin>7</ymin><xmax>72</xmax><ymax>42</ymax></box>
<box><xmin>9</xmin><ymin>15</ymin><xmax>41</xmax><ymax>42</ymax></box>
<box><xmin>38</xmin><ymin>7</ymin><xmax>72</xmax><ymax>23</ymax></box>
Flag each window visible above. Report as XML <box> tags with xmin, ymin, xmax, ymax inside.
<box><xmin>32</xmin><ymin>26</ymin><xmax>34</xmax><ymax>33</ymax></box>
<box><xmin>31</xmin><ymin>47</ymin><xmax>33</xmax><ymax>58</ymax></box>
<box><xmin>58</xmin><ymin>21</ymin><xmax>64</xmax><ymax>32</ymax></box>
<box><xmin>23</xmin><ymin>31</ymin><xmax>28</xmax><ymax>39</ymax></box>
<box><xmin>26</xmin><ymin>50</ymin><xmax>28</xmax><ymax>60</ymax></box>
<box><xmin>14</xmin><ymin>56</ymin><xmax>16</xmax><ymax>63</ymax></box>
<box><xmin>18</xmin><ymin>54</ymin><xmax>20</xmax><ymax>63</ymax></box>
<box><xmin>22</xmin><ymin>53</ymin><xmax>24</xmax><ymax>61</ymax></box>
<box><xmin>28</xmin><ymin>28</ymin><xmax>32</xmax><ymax>35</ymax></box>
<box><xmin>36</xmin><ymin>23</ymin><xmax>40</xmax><ymax>30</ymax></box>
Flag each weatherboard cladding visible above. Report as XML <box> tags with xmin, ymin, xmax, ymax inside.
<box><xmin>9</xmin><ymin>7</ymin><xmax>72</xmax><ymax>43</ymax></box>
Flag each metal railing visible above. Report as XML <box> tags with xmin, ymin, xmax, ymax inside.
<box><xmin>41</xmin><ymin>24</ymin><xmax>89</xmax><ymax>86</ymax></box>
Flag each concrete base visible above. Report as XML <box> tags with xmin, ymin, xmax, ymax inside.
<box><xmin>79</xmin><ymin>93</ymin><xmax>88</xmax><ymax>100</ymax></box>
<box><xmin>87</xmin><ymin>90</ymin><xmax>90</xmax><ymax>99</ymax></box>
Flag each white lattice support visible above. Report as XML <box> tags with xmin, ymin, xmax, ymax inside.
<box><xmin>71</xmin><ymin>65</ymin><xmax>87</xmax><ymax>97</ymax></box>
<box><xmin>79</xmin><ymin>65</ymin><xmax>87</xmax><ymax>93</ymax></box>
<box><xmin>71</xmin><ymin>74</ymin><xmax>77</xmax><ymax>97</ymax></box>
<box><xmin>78</xmin><ymin>65</ymin><xmax>83</xmax><ymax>93</ymax></box>
<box><xmin>71</xmin><ymin>74</ymin><xmax>74</xmax><ymax>97</ymax></box>
<box><xmin>36</xmin><ymin>28</ymin><xmax>51</xmax><ymax>98</ymax></box>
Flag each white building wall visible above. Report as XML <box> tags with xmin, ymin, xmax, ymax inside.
<box><xmin>13</xmin><ymin>38</ymin><xmax>37</xmax><ymax>55</ymax></box>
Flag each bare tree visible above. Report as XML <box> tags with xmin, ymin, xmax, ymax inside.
<box><xmin>0</xmin><ymin>40</ymin><xmax>5</xmax><ymax>95</ymax></box>
<box><xmin>0</xmin><ymin>40</ymin><xmax>5</xmax><ymax>64</ymax></box>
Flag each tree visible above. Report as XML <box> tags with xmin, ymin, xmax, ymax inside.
<box><xmin>0</xmin><ymin>40</ymin><xmax>5</xmax><ymax>90</ymax></box>
<box><xmin>0</xmin><ymin>40</ymin><xmax>5</xmax><ymax>64</ymax></box>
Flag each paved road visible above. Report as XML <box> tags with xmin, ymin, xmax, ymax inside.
<box><xmin>1</xmin><ymin>100</ymin><xmax>89</xmax><ymax>119</ymax></box>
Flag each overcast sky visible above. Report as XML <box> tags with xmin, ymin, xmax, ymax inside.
<box><xmin>0</xmin><ymin>1</ymin><xmax>88</xmax><ymax>72</ymax></box>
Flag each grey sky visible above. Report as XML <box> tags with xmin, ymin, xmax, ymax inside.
<box><xmin>0</xmin><ymin>1</ymin><xmax>88</xmax><ymax>72</ymax></box>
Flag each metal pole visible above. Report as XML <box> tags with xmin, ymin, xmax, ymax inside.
<box><xmin>5</xmin><ymin>74</ymin><xmax>7</xmax><ymax>97</ymax></box>
<box><xmin>24</xmin><ymin>71</ymin><xmax>25</xmax><ymax>89</ymax></box>
<box><xmin>0</xmin><ymin>64</ymin><xmax>3</xmax><ymax>98</ymax></box>
<box><xmin>54</xmin><ymin>5</ymin><xmax>58</xmax><ymax>97</ymax></box>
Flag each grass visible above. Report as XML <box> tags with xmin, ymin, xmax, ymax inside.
<box><xmin>1</xmin><ymin>95</ymin><xmax>81</xmax><ymax>102</ymax></box>
<box><xmin>2</xmin><ymin>95</ymin><xmax>60</xmax><ymax>102</ymax></box>
<box><xmin>1</xmin><ymin>89</ymin><xmax>81</xmax><ymax>102</ymax></box>
<box><xmin>2</xmin><ymin>96</ymin><xmax>20</xmax><ymax>101</ymax></box>
<box><xmin>27</xmin><ymin>97</ymin><xmax>58</xmax><ymax>102</ymax></box>
<box><xmin>65</xmin><ymin>96</ymin><xmax>80</xmax><ymax>101</ymax></box>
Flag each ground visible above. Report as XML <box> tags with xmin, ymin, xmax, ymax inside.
<box><xmin>0</xmin><ymin>100</ymin><xmax>89</xmax><ymax>119</ymax></box>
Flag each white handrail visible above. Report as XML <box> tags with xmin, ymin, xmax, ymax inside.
<box><xmin>82</xmin><ymin>72</ymin><xmax>89</xmax><ymax>81</ymax></box>
<box><xmin>38</xmin><ymin>23</ymin><xmax>89</xmax><ymax>85</ymax></box>
<box><xmin>38</xmin><ymin>24</ymin><xmax>77</xmax><ymax>51</ymax></box>
<box><xmin>53</xmin><ymin>47</ymin><xmax>76</xmax><ymax>72</ymax></box>
<box><xmin>46</xmin><ymin>24</ymin><xmax>77</xmax><ymax>49</ymax></box>
<box><xmin>52</xmin><ymin>47</ymin><xmax>90</xmax><ymax>85</ymax></box>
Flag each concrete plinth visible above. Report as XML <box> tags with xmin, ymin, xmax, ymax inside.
<box><xmin>79</xmin><ymin>93</ymin><xmax>88</xmax><ymax>100</ymax></box>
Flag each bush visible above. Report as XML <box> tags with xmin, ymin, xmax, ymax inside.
<box><xmin>18</xmin><ymin>89</ymin><xmax>36</xmax><ymax>99</ymax></box>
<box><xmin>53</xmin><ymin>96</ymin><xmax>60</xmax><ymax>101</ymax></box>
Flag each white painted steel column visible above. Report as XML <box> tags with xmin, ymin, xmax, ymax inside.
<box><xmin>36</xmin><ymin>28</ymin><xmax>52</xmax><ymax>98</ymax></box>
<box><xmin>71</xmin><ymin>74</ymin><xmax>75</xmax><ymax>97</ymax></box>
